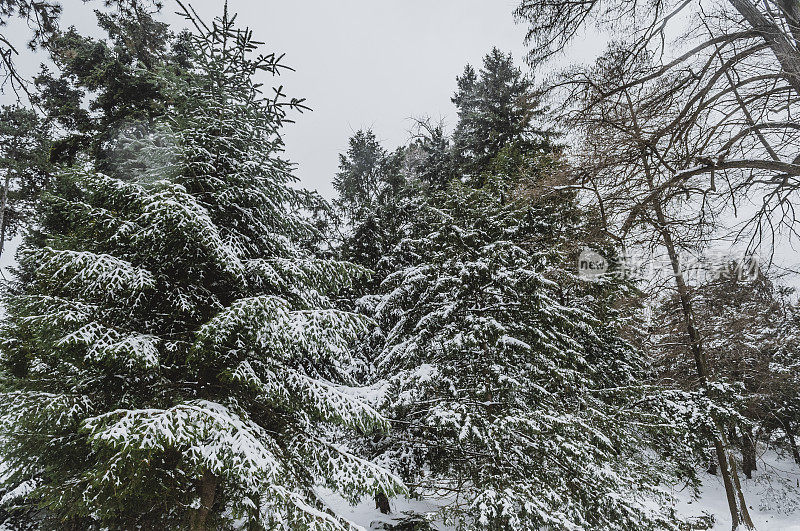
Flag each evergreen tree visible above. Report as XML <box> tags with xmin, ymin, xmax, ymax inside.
<box><xmin>0</xmin><ymin>7</ymin><xmax>400</xmax><ymax>530</ymax></box>
<box><xmin>363</xmin><ymin>155</ymin><xmax>686</xmax><ymax>529</ymax></box>
<box><xmin>32</xmin><ymin>3</ymin><xmax>191</xmax><ymax>174</ymax></box>
<box><xmin>333</xmin><ymin>129</ymin><xmax>411</xmax><ymax>289</ymax></box>
<box><xmin>0</xmin><ymin>1</ymin><xmax>162</xmax><ymax>93</ymax></box>
<box><xmin>326</xmin><ymin>56</ymin><xmax>695</xmax><ymax>528</ymax></box>
<box><xmin>406</xmin><ymin>119</ymin><xmax>454</xmax><ymax>191</ymax></box>
<box><xmin>0</xmin><ymin>6</ymin><xmax>173</xmax><ymax>260</ymax></box>
<box><xmin>0</xmin><ymin>105</ymin><xmax>52</xmax><ymax>259</ymax></box>
<box><xmin>332</xmin><ymin>129</ymin><xmax>404</xmax><ymax>227</ymax></box>
<box><xmin>451</xmin><ymin>48</ymin><xmax>547</xmax><ymax>183</ymax></box>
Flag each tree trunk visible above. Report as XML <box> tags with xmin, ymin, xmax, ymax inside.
<box><xmin>778</xmin><ymin>0</ymin><xmax>800</xmax><ymax>49</ymax></box>
<box><xmin>189</xmin><ymin>471</ymin><xmax>218</xmax><ymax>531</ymax></box>
<box><xmin>0</xmin><ymin>171</ymin><xmax>10</xmax><ymax>260</ymax></box>
<box><xmin>707</xmin><ymin>455</ymin><xmax>718</xmax><ymax>475</ymax></box>
<box><xmin>729</xmin><ymin>0</ymin><xmax>800</xmax><ymax>97</ymax></box>
<box><xmin>649</xmin><ymin>188</ymin><xmax>756</xmax><ymax>530</ymax></box>
<box><xmin>742</xmin><ymin>429</ymin><xmax>757</xmax><ymax>479</ymax></box>
<box><xmin>375</xmin><ymin>491</ymin><xmax>391</xmax><ymax>514</ymax></box>
<box><xmin>782</xmin><ymin>418</ymin><xmax>800</xmax><ymax>467</ymax></box>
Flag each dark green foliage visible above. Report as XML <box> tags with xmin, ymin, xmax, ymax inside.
<box><xmin>0</xmin><ymin>1</ymin><xmax>162</xmax><ymax>93</ymax></box>
<box><xmin>0</xmin><ymin>0</ymin><xmax>60</xmax><ymax>91</ymax></box>
<box><xmin>451</xmin><ymin>48</ymin><xmax>548</xmax><ymax>184</ymax></box>
<box><xmin>0</xmin><ymin>7</ymin><xmax>399</xmax><ymax>529</ymax></box>
<box><xmin>406</xmin><ymin>120</ymin><xmax>454</xmax><ymax>191</ymax></box>
<box><xmin>32</xmin><ymin>4</ymin><xmax>190</xmax><ymax>174</ymax></box>
<box><xmin>333</xmin><ymin>129</ymin><xmax>405</xmax><ymax>226</ymax></box>
<box><xmin>367</xmin><ymin>163</ymin><xmax>682</xmax><ymax>529</ymax></box>
<box><xmin>0</xmin><ymin>105</ymin><xmax>52</xmax><ymax>258</ymax></box>
<box><xmin>332</xmin><ymin>129</ymin><xmax>413</xmax><ymax>292</ymax></box>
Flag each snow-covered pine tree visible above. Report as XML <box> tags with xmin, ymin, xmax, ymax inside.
<box><xmin>333</xmin><ymin>129</ymin><xmax>405</xmax><ymax>229</ymax></box>
<box><xmin>405</xmin><ymin>120</ymin><xmax>455</xmax><ymax>192</ymax></box>
<box><xmin>0</xmin><ymin>6</ymin><xmax>401</xmax><ymax>530</ymax></box>
<box><xmin>333</xmin><ymin>129</ymin><xmax>416</xmax><ymax>296</ymax></box>
<box><xmin>363</xmin><ymin>154</ymin><xmax>687</xmax><ymax>529</ymax></box>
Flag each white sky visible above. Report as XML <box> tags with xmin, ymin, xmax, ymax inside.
<box><xmin>5</xmin><ymin>0</ymin><xmax>545</xmax><ymax>199</ymax></box>
<box><xmin>190</xmin><ymin>0</ymin><xmax>532</xmax><ymax>199</ymax></box>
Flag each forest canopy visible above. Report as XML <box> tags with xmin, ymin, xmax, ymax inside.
<box><xmin>0</xmin><ymin>1</ymin><xmax>799</xmax><ymax>530</ymax></box>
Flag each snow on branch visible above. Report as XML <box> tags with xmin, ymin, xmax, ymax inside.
<box><xmin>21</xmin><ymin>247</ymin><xmax>155</xmax><ymax>300</ymax></box>
<box><xmin>84</xmin><ymin>400</ymin><xmax>284</xmax><ymax>493</ymax></box>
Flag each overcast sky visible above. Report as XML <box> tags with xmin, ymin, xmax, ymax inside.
<box><xmin>4</xmin><ymin>0</ymin><xmax>542</xmax><ymax>199</ymax></box>
<box><xmin>183</xmin><ymin>0</ymin><xmax>532</xmax><ymax>199</ymax></box>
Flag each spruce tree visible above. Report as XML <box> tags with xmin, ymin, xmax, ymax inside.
<box><xmin>0</xmin><ymin>7</ymin><xmax>400</xmax><ymax>530</ymax></box>
<box><xmin>332</xmin><ymin>129</ymin><xmax>405</xmax><ymax>227</ymax></box>
<box><xmin>364</xmin><ymin>154</ymin><xmax>686</xmax><ymax>529</ymax></box>
<box><xmin>333</xmin><ymin>129</ymin><xmax>411</xmax><ymax>290</ymax></box>
<box><xmin>1</xmin><ymin>7</ymin><xmax>169</xmax><ymax>259</ymax></box>
<box><xmin>451</xmin><ymin>48</ymin><xmax>547</xmax><ymax>183</ymax></box>
<box><xmin>0</xmin><ymin>105</ymin><xmax>52</xmax><ymax>259</ymax></box>
<box><xmin>33</xmin><ymin>3</ymin><xmax>190</xmax><ymax>173</ymax></box>
<box><xmin>406</xmin><ymin>120</ymin><xmax>454</xmax><ymax>192</ymax></box>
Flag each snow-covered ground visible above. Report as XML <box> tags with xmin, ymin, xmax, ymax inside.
<box><xmin>326</xmin><ymin>451</ymin><xmax>800</xmax><ymax>530</ymax></box>
<box><xmin>324</xmin><ymin>489</ymin><xmax>456</xmax><ymax>530</ymax></box>
<box><xmin>668</xmin><ymin>451</ymin><xmax>800</xmax><ymax>531</ymax></box>
<box><xmin>0</xmin><ymin>236</ymin><xmax>19</xmax><ymax>276</ymax></box>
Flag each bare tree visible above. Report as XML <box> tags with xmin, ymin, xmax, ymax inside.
<box><xmin>514</xmin><ymin>2</ymin><xmax>800</xmax><ymax>528</ymax></box>
<box><xmin>516</xmin><ymin>0</ymin><xmax>800</xmax><ymax>257</ymax></box>
<box><xmin>653</xmin><ymin>264</ymin><xmax>800</xmax><ymax>478</ymax></box>
<box><xmin>559</xmin><ymin>47</ymin><xmax>755</xmax><ymax>528</ymax></box>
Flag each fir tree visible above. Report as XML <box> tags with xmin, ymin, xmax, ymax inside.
<box><xmin>333</xmin><ymin>129</ymin><xmax>411</xmax><ymax>290</ymax></box>
<box><xmin>0</xmin><ymin>105</ymin><xmax>52</xmax><ymax>259</ymax></box>
<box><xmin>0</xmin><ymin>7</ymin><xmax>400</xmax><ymax>530</ymax></box>
<box><xmin>332</xmin><ymin>129</ymin><xmax>404</xmax><ymax>227</ymax></box>
<box><xmin>1</xmin><ymin>7</ymin><xmax>172</xmax><ymax>259</ymax></box>
<box><xmin>406</xmin><ymin>119</ymin><xmax>454</xmax><ymax>192</ymax></box>
<box><xmin>451</xmin><ymin>48</ymin><xmax>547</xmax><ymax>183</ymax></box>
<box><xmin>363</xmin><ymin>154</ymin><xmax>686</xmax><ymax>529</ymax></box>
<box><xmin>33</xmin><ymin>3</ymin><xmax>191</xmax><ymax>174</ymax></box>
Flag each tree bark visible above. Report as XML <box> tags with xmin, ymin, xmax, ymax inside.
<box><xmin>782</xmin><ymin>418</ymin><xmax>800</xmax><ymax>467</ymax></box>
<box><xmin>189</xmin><ymin>471</ymin><xmax>218</xmax><ymax>531</ymax></box>
<box><xmin>742</xmin><ymin>429</ymin><xmax>757</xmax><ymax>479</ymax></box>
<box><xmin>646</xmin><ymin>174</ymin><xmax>756</xmax><ymax>530</ymax></box>
<box><xmin>375</xmin><ymin>491</ymin><xmax>391</xmax><ymax>514</ymax></box>
<box><xmin>778</xmin><ymin>0</ymin><xmax>800</xmax><ymax>50</ymax></box>
<box><xmin>0</xmin><ymin>170</ymin><xmax>10</xmax><ymax>260</ymax></box>
<box><xmin>707</xmin><ymin>455</ymin><xmax>718</xmax><ymax>475</ymax></box>
<box><xmin>729</xmin><ymin>0</ymin><xmax>800</xmax><ymax>97</ymax></box>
